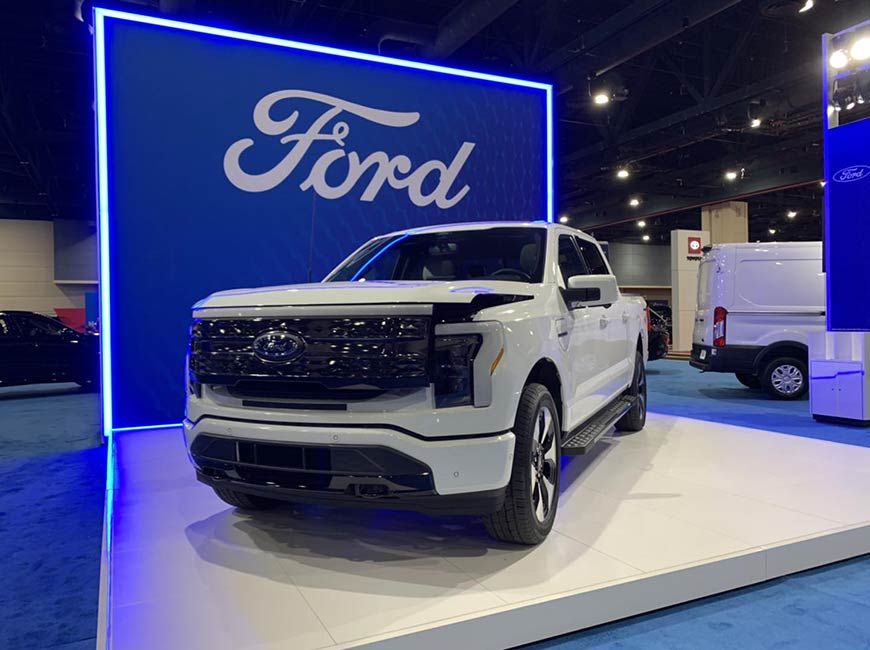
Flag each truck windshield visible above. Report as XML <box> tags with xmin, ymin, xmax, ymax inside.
<box><xmin>326</xmin><ymin>227</ymin><xmax>547</xmax><ymax>284</ymax></box>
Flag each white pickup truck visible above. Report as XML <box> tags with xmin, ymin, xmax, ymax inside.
<box><xmin>185</xmin><ymin>222</ymin><xmax>648</xmax><ymax>544</ymax></box>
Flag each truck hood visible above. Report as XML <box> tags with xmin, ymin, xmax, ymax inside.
<box><xmin>194</xmin><ymin>280</ymin><xmax>538</xmax><ymax>309</ymax></box>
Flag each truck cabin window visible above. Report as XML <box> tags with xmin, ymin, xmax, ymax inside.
<box><xmin>328</xmin><ymin>228</ymin><xmax>546</xmax><ymax>284</ymax></box>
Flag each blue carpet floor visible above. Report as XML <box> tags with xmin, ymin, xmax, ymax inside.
<box><xmin>647</xmin><ymin>359</ymin><xmax>870</xmax><ymax>447</ymax></box>
<box><xmin>0</xmin><ymin>384</ymin><xmax>104</xmax><ymax>650</ymax></box>
<box><xmin>524</xmin><ymin>554</ymin><xmax>870</xmax><ymax>650</ymax></box>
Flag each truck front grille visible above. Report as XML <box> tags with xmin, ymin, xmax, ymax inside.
<box><xmin>189</xmin><ymin>316</ymin><xmax>430</xmax><ymax>389</ymax></box>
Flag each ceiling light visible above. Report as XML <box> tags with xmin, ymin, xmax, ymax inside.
<box><xmin>637</xmin><ymin>220</ymin><xmax>646</xmax><ymax>228</ymax></box>
<box><xmin>798</xmin><ymin>0</ymin><xmax>813</xmax><ymax>12</ymax></box>
<box><xmin>750</xmin><ymin>118</ymin><xmax>762</xmax><ymax>128</ymax></box>
<box><xmin>829</xmin><ymin>49</ymin><xmax>849</xmax><ymax>69</ymax></box>
<box><xmin>846</xmin><ymin>97</ymin><xmax>857</xmax><ymax>111</ymax></box>
<box><xmin>820</xmin><ymin>180</ymin><xmax>826</xmax><ymax>187</ymax></box>
<box><xmin>616</xmin><ymin>168</ymin><xmax>630</xmax><ymax>179</ymax></box>
<box><xmin>768</xmin><ymin>228</ymin><xmax>777</xmax><ymax>235</ymax></box>
<box><xmin>787</xmin><ymin>210</ymin><xmax>797</xmax><ymax>218</ymax></box>
<box><xmin>724</xmin><ymin>170</ymin><xmax>738</xmax><ymax>181</ymax></box>
<box><xmin>642</xmin><ymin>234</ymin><xmax>650</xmax><ymax>242</ymax></box>
<box><xmin>559</xmin><ymin>215</ymin><xmax>569</xmax><ymax>223</ymax></box>
<box><xmin>851</xmin><ymin>37</ymin><xmax>870</xmax><ymax>61</ymax></box>
<box><xmin>629</xmin><ymin>197</ymin><xmax>640</xmax><ymax>207</ymax></box>
<box><xmin>593</xmin><ymin>93</ymin><xmax>610</xmax><ymax>105</ymax></box>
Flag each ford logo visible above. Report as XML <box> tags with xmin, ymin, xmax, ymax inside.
<box><xmin>833</xmin><ymin>165</ymin><xmax>870</xmax><ymax>183</ymax></box>
<box><xmin>252</xmin><ymin>330</ymin><xmax>305</xmax><ymax>363</ymax></box>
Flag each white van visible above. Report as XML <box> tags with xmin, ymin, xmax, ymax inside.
<box><xmin>690</xmin><ymin>242</ymin><xmax>824</xmax><ymax>400</ymax></box>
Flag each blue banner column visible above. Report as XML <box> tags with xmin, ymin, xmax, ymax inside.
<box><xmin>810</xmin><ymin>22</ymin><xmax>870</xmax><ymax>426</ymax></box>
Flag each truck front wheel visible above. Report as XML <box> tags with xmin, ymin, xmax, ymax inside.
<box><xmin>484</xmin><ymin>383</ymin><xmax>560</xmax><ymax>545</ymax></box>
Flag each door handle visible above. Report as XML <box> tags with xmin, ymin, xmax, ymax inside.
<box><xmin>622</xmin><ymin>313</ymin><xmax>630</xmax><ymax>324</ymax></box>
<box><xmin>599</xmin><ymin>317</ymin><xmax>608</xmax><ymax>329</ymax></box>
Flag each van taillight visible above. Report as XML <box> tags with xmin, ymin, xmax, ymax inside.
<box><xmin>645</xmin><ymin>306</ymin><xmax>651</xmax><ymax>331</ymax></box>
<box><xmin>713</xmin><ymin>306</ymin><xmax>727</xmax><ymax>347</ymax></box>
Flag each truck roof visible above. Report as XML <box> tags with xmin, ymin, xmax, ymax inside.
<box><xmin>381</xmin><ymin>220</ymin><xmax>591</xmax><ymax>238</ymax></box>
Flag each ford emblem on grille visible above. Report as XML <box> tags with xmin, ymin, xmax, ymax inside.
<box><xmin>252</xmin><ymin>330</ymin><xmax>305</xmax><ymax>363</ymax></box>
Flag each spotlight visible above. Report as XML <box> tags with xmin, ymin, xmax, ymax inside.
<box><xmin>769</xmin><ymin>228</ymin><xmax>777</xmax><ymax>235</ymax></box>
<box><xmin>559</xmin><ymin>215</ymin><xmax>569</xmax><ymax>223</ymax></box>
<box><xmin>724</xmin><ymin>170</ymin><xmax>738</xmax><ymax>181</ymax></box>
<box><xmin>642</xmin><ymin>234</ymin><xmax>650</xmax><ymax>242</ymax></box>
<box><xmin>829</xmin><ymin>49</ymin><xmax>849</xmax><ymax>69</ymax></box>
<box><xmin>593</xmin><ymin>92</ymin><xmax>611</xmax><ymax>105</ymax></box>
<box><xmin>799</xmin><ymin>0</ymin><xmax>813</xmax><ymax>12</ymax></box>
<box><xmin>629</xmin><ymin>197</ymin><xmax>640</xmax><ymax>207</ymax></box>
<box><xmin>787</xmin><ymin>210</ymin><xmax>797</xmax><ymax>218</ymax></box>
<box><xmin>750</xmin><ymin>118</ymin><xmax>762</xmax><ymax>128</ymax></box>
<box><xmin>637</xmin><ymin>220</ymin><xmax>646</xmax><ymax>228</ymax></box>
<box><xmin>616</xmin><ymin>168</ymin><xmax>630</xmax><ymax>179</ymax></box>
<box><xmin>852</xmin><ymin>37</ymin><xmax>870</xmax><ymax>61</ymax></box>
<box><xmin>820</xmin><ymin>180</ymin><xmax>826</xmax><ymax>187</ymax></box>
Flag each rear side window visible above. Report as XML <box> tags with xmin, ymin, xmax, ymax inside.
<box><xmin>18</xmin><ymin>314</ymin><xmax>66</xmax><ymax>337</ymax></box>
<box><xmin>575</xmin><ymin>238</ymin><xmax>610</xmax><ymax>275</ymax></box>
<box><xmin>557</xmin><ymin>235</ymin><xmax>587</xmax><ymax>284</ymax></box>
<box><xmin>697</xmin><ymin>259</ymin><xmax>713</xmax><ymax>310</ymax></box>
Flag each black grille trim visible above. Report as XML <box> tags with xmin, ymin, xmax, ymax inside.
<box><xmin>189</xmin><ymin>316</ymin><xmax>431</xmax><ymax>388</ymax></box>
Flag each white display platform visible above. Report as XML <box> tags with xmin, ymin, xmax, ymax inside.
<box><xmin>104</xmin><ymin>414</ymin><xmax>870</xmax><ymax>650</ymax></box>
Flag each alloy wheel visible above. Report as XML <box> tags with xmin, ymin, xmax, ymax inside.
<box><xmin>530</xmin><ymin>405</ymin><xmax>558</xmax><ymax>523</ymax></box>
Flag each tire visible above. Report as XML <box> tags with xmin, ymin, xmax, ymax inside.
<box><xmin>761</xmin><ymin>357</ymin><xmax>808</xmax><ymax>400</ymax></box>
<box><xmin>484</xmin><ymin>383</ymin><xmax>560</xmax><ymax>545</ymax></box>
<box><xmin>615</xmin><ymin>351</ymin><xmax>647</xmax><ymax>432</ymax></box>
<box><xmin>212</xmin><ymin>486</ymin><xmax>280</xmax><ymax>510</ymax></box>
<box><xmin>735</xmin><ymin>373</ymin><xmax>761</xmax><ymax>390</ymax></box>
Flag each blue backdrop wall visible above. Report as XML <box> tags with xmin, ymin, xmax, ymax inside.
<box><xmin>95</xmin><ymin>9</ymin><xmax>552</xmax><ymax>430</ymax></box>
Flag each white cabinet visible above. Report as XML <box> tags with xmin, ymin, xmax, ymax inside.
<box><xmin>809</xmin><ymin>332</ymin><xmax>870</xmax><ymax>426</ymax></box>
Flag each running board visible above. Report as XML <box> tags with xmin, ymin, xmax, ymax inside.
<box><xmin>561</xmin><ymin>395</ymin><xmax>635</xmax><ymax>455</ymax></box>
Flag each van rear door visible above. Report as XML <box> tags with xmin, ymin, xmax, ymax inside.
<box><xmin>693</xmin><ymin>252</ymin><xmax>716</xmax><ymax>346</ymax></box>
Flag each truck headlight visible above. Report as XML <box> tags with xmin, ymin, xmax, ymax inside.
<box><xmin>433</xmin><ymin>334</ymin><xmax>481</xmax><ymax>408</ymax></box>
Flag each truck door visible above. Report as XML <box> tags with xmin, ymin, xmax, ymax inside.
<box><xmin>574</xmin><ymin>237</ymin><xmax>633</xmax><ymax>396</ymax></box>
<box><xmin>556</xmin><ymin>235</ymin><xmax>608</xmax><ymax>427</ymax></box>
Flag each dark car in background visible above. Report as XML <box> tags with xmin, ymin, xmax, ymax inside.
<box><xmin>647</xmin><ymin>306</ymin><xmax>671</xmax><ymax>362</ymax></box>
<box><xmin>0</xmin><ymin>310</ymin><xmax>99</xmax><ymax>390</ymax></box>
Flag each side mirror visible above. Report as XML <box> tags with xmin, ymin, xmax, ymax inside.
<box><xmin>565</xmin><ymin>274</ymin><xmax>619</xmax><ymax>307</ymax></box>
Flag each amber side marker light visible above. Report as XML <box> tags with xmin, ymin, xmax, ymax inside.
<box><xmin>490</xmin><ymin>348</ymin><xmax>505</xmax><ymax>375</ymax></box>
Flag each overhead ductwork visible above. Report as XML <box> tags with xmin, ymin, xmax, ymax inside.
<box><xmin>544</xmin><ymin>0</ymin><xmax>744</xmax><ymax>90</ymax></box>
<box><xmin>376</xmin><ymin>0</ymin><xmax>520</xmax><ymax>59</ymax></box>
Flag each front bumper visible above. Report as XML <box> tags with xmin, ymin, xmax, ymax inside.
<box><xmin>183</xmin><ymin>416</ymin><xmax>514</xmax><ymax>514</ymax></box>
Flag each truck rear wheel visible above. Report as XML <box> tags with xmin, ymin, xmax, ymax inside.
<box><xmin>212</xmin><ymin>486</ymin><xmax>281</xmax><ymax>510</ymax></box>
<box><xmin>615</xmin><ymin>351</ymin><xmax>647</xmax><ymax>432</ymax></box>
<box><xmin>484</xmin><ymin>383</ymin><xmax>560</xmax><ymax>545</ymax></box>
<box><xmin>761</xmin><ymin>357</ymin><xmax>808</xmax><ymax>400</ymax></box>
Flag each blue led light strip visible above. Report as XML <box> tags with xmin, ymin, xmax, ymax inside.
<box><xmin>93</xmin><ymin>7</ymin><xmax>554</xmax><ymax>436</ymax></box>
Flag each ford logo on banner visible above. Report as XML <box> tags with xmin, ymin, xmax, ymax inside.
<box><xmin>833</xmin><ymin>165</ymin><xmax>870</xmax><ymax>183</ymax></box>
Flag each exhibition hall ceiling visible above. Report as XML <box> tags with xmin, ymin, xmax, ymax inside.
<box><xmin>0</xmin><ymin>0</ymin><xmax>864</xmax><ymax>242</ymax></box>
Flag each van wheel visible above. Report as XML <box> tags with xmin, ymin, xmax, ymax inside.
<box><xmin>484</xmin><ymin>383</ymin><xmax>560</xmax><ymax>545</ymax></box>
<box><xmin>761</xmin><ymin>357</ymin><xmax>808</xmax><ymax>400</ymax></box>
<box><xmin>212</xmin><ymin>486</ymin><xmax>280</xmax><ymax>510</ymax></box>
<box><xmin>735</xmin><ymin>373</ymin><xmax>761</xmax><ymax>390</ymax></box>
